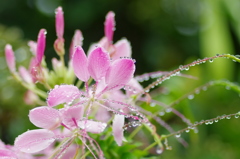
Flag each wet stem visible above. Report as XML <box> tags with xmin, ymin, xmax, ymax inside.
<box><xmin>141</xmin><ymin>54</ymin><xmax>240</xmax><ymax>95</ymax></box>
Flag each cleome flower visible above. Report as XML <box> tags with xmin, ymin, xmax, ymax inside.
<box><xmin>6</xmin><ymin>6</ymin><xmax>149</xmax><ymax>159</ymax></box>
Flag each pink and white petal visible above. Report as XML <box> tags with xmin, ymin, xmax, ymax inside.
<box><xmin>105</xmin><ymin>58</ymin><xmax>135</xmax><ymax>88</ymax></box>
<box><xmin>28</xmin><ymin>40</ymin><xmax>37</xmax><ymax>55</ymax></box>
<box><xmin>47</xmin><ymin>85</ymin><xmax>81</xmax><ymax>107</ymax></box>
<box><xmin>60</xmin><ymin>106</ymin><xmax>84</xmax><ymax>128</ymax></box>
<box><xmin>78</xmin><ymin>120</ymin><xmax>107</xmax><ymax>134</ymax></box>
<box><xmin>60</xmin><ymin>144</ymin><xmax>77</xmax><ymax>159</ymax></box>
<box><xmin>88</xmin><ymin>47</ymin><xmax>110</xmax><ymax>82</ymax></box>
<box><xmin>0</xmin><ymin>149</ymin><xmax>17</xmax><ymax>159</ymax></box>
<box><xmin>95</xmin><ymin>106</ymin><xmax>111</xmax><ymax>122</ymax></box>
<box><xmin>36</xmin><ymin>29</ymin><xmax>46</xmax><ymax>65</ymax></box>
<box><xmin>29</xmin><ymin>106</ymin><xmax>61</xmax><ymax>130</ymax></box>
<box><xmin>19</xmin><ymin>66</ymin><xmax>33</xmax><ymax>84</ymax></box>
<box><xmin>5</xmin><ymin>44</ymin><xmax>16</xmax><ymax>72</ymax></box>
<box><xmin>112</xmin><ymin>39</ymin><xmax>132</xmax><ymax>60</ymax></box>
<box><xmin>24</xmin><ymin>90</ymin><xmax>39</xmax><ymax>105</ymax></box>
<box><xmin>55</xmin><ymin>6</ymin><xmax>64</xmax><ymax>38</ymax></box>
<box><xmin>72</xmin><ymin>46</ymin><xmax>89</xmax><ymax>82</ymax></box>
<box><xmin>14</xmin><ymin>129</ymin><xmax>55</xmax><ymax>153</ymax></box>
<box><xmin>69</xmin><ymin>30</ymin><xmax>83</xmax><ymax>59</ymax></box>
<box><xmin>113</xmin><ymin>114</ymin><xmax>124</xmax><ymax>146</ymax></box>
<box><xmin>126</xmin><ymin>78</ymin><xmax>143</xmax><ymax>96</ymax></box>
<box><xmin>104</xmin><ymin>11</ymin><xmax>115</xmax><ymax>43</ymax></box>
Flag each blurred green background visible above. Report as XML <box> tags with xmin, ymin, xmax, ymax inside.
<box><xmin>1</xmin><ymin>0</ymin><xmax>240</xmax><ymax>158</ymax></box>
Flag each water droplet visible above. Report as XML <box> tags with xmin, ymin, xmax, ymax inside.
<box><xmin>175</xmin><ymin>133</ymin><xmax>181</xmax><ymax>138</ymax></box>
<box><xmin>226</xmin><ymin>116</ymin><xmax>231</xmax><ymax>119</ymax></box>
<box><xmin>188</xmin><ymin>94</ymin><xmax>194</xmax><ymax>100</ymax></box>
<box><xmin>185</xmin><ymin>129</ymin><xmax>190</xmax><ymax>133</ymax></box>
<box><xmin>214</xmin><ymin>119</ymin><xmax>218</xmax><ymax>122</ymax></box>
<box><xmin>165</xmin><ymin>108</ymin><xmax>172</xmax><ymax>113</ymax></box>
<box><xmin>185</xmin><ymin>67</ymin><xmax>189</xmax><ymax>71</ymax></box>
<box><xmin>209</xmin><ymin>59</ymin><xmax>214</xmax><ymax>63</ymax></box>
<box><xmin>150</xmin><ymin>103</ymin><xmax>156</xmax><ymax>107</ymax></box>
<box><xmin>235</xmin><ymin>115</ymin><xmax>239</xmax><ymax>118</ymax></box>
<box><xmin>159</xmin><ymin>111</ymin><xmax>165</xmax><ymax>116</ymax></box>
<box><xmin>156</xmin><ymin>147</ymin><xmax>163</xmax><ymax>154</ymax></box>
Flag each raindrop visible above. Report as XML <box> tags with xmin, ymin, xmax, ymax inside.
<box><xmin>175</xmin><ymin>133</ymin><xmax>181</xmax><ymax>138</ymax></box>
<box><xmin>226</xmin><ymin>116</ymin><xmax>231</xmax><ymax>119</ymax></box>
<box><xmin>185</xmin><ymin>67</ymin><xmax>189</xmax><ymax>71</ymax></box>
<box><xmin>156</xmin><ymin>147</ymin><xmax>163</xmax><ymax>154</ymax></box>
<box><xmin>188</xmin><ymin>95</ymin><xmax>194</xmax><ymax>100</ymax></box>
<box><xmin>150</xmin><ymin>103</ymin><xmax>156</xmax><ymax>107</ymax></box>
<box><xmin>185</xmin><ymin>129</ymin><xmax>190</xmax><ymax>133</ymax></box>
<box><xmin>165</xmin><ymin>108</ymin><xmax>172</xmax><ymax>113</ymax></box>
<box><xmin>214</xmin><ymin>119</ymin><xmax>218</xmax><ymax>122</ymax></box>
<box><xmin>209</xmin><ymin>59</ymin><xmax>214</xmax><ymax>63</ymax></box>
<box><xmin>235</xmin><ymin>115</ymin><xmax>239</xmax><ymax>118</ymax></box>
<box><xmin>159</xmin><ymin>111</ymin><xmax>165</xmax><ymax>116</ymax></box>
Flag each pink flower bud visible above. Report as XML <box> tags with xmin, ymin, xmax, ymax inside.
<box><xmin>55</xmin><ymin>6</ymin><xmax>64</xmax><ymax>38</ymax></box>
<box><xmin>4</xmin><ymin>44</ymin><xmax>16</xmax><ymax>72</ymax></box>
<box><xmin>54</xmin><ymin>38</ymin><xmax>65</xmax><ymax>56</ymax></box>
<box><xmin>36</xmin><ymin>29</ymin><xmax>46</xmax><ymax>66</ymax></box>
<box><xmin>104</xmin><ymin>11</ymin><xmax>115</xmax><ymax>44</ymax></box>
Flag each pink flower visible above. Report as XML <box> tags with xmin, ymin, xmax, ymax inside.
<box><xmin>54</xmin><ymin>6</ymin><xmax>65</xmax><ymax>56</ymax></box>
<box><xmin>4</xmin><ymin>44</ymin><xmax>16</xmax><ymax>73</ymax></box>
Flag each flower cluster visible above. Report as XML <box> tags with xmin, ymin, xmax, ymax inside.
<box><xmin>3</xmin><ymin>5</ymin><xmax>240</xmax><ymax>159</ymax></box>
<box><xmin>2</xmin><ymin>6</ymin><xmax>148</xmax><ymax>158</ymax></box>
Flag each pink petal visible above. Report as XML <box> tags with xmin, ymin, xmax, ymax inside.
<box><xmin>4</xmin><ymin>44</ymin><xmax>16</xmax><ymax>72</ymax></box>
<box><xmin>78</xmin><ymin>120</ymin><xmax>107</xmax><ymax>134</ymax></box>
<box><xmin>72</xmin><ymin>46</ymin><xmax>90</xmax><ymax>82</ymax></box>
<box><xmin>14</xmin><ymin>129</ymin><xmax>55</xmax><ymax>153</ymax></box>
<box><xmin>88</xmin><ymin>47</ymin><xmax>110</xmax><ymax>82</ymax></box>
<box><xmin>24</xmin><ymin>90</ymin><xmax>39</xmax><ymax>105</ymax></box>
<box><xmin>0</xmin><ymin>149</ymin><xmax>17</xmax><ymax>159</ymax></box>
<box><xmin>112</xmin><ymin>39</ymin><xmax>132</xmax><ymax>60</ymax></box>
<box><xmin>69</xmin><ymin>30</ymin><xmax>83</xmax><ymax>59</ymax></box>
<box><xmin>47</xmin><ymin>85</ymin><xmax>81</xmax><ymax>107</ymax></box>
<box><xmin>19</xmin><ymin>66</ymin><xmax>33</xmax><ymax>84</ymax></box>
<box><xmin>28</xmin><ymin>40</ymin><xmax>37</xmax><ymax>55</ymax></box>
<box><xmin>105</xmin><ymin>58</ymin><xmax>135</xmax><ymax>88</ymax></box>
<box><xmin>104</xmin><ymin>11</ymin><xmax>115</xmax><ymax>43</ymax></box>
<box><xmin>113</xmin><ymin>114</ymin><xmax>124</xmax><ymax>146</ymax></box>
<box><xmin>60</xmin><ymin>106</ymin><xmax>84</xmax><ymax>128</ymax></box>
<box><xmin>55</xmin><ymin>6</ymin><xmax>64</xmax><ymax>38</ymax></box>
<box><xmin>29</xmin><ymin>106</ymin><xmax>61</xmax><ymax>130</ymax></box>
<box><xmin>36</xmin><ymin>29</ymin><xmax>46</xmax><ymax>65</ymax></box>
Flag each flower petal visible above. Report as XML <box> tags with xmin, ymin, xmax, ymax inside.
<box><xmin>104</xmin><ymin>11</ymin><xmax>115</xmax><ymax>43</ymax></box>
<box><xmin>4</xmin><ymin>44</ymin><xmax>16</xmax><ymax>72</ymax></box>
<box><xmin>105</xmin><ymin>58</ymin><xmax>135</xmax><ymax>88</ymax></box>
<box><xmin>55</xmin><ymin>6</ymin><xmax>64</xmax><ymax>38</ymax></box>
<box><xmin>113</xmin><ymin>114</ymin><xmax>124</xmax><ymax>146</ymax></box>
<box><xmin>72</xmin><ymin>46</ymin><xmax>90</xmax><ymax>82</ymax></box>
<box><xmin>36</xmin><ymin>29</ymin><xmax>46</xmax><ymax>65</ymax></box>
<box><xmin>19</xmin><ymin>66</ymin><xmax>33</xmax><ymax>84</ymax></box>
<box><xmin>78</xmin><ymin>120</ymin><xmax>107</xmax><ymax>134</ymax></box>
<box><xmin>0</xmin><ymin>149</ymin><xmax>17</xmax><ymax>159</ymax></box>
<box><xmin>14</xmin><ymin>129</ymin><xmax>55</xmax><ymax>153</ymax></box>
<box><xmin>69</xmin><ymin>30</ymin><xmax>83</xmax><ymax>59</ymax></box>
<box><xmin>112</xmin><ymin>39</ymin><xmax>132</xmax><ymax>60</ymax></box>
<box><xmin>29</xmin><ymin>106</ymin><xmax>61</xmax><ymax>130</ymax></box>
<box><xmin>47</xmin><ymin>85</ymin><xmax>81</xmax><ymax>107</ymax></box>
<box><xmin>60</xmin><ymin>106</ymin><xmax>84</xmax><ymax>128</ymax></box>
<box><xmin>88</xmin><ymin>47</ymin><xmax>110</xmax><ymax>82</ymax></box>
